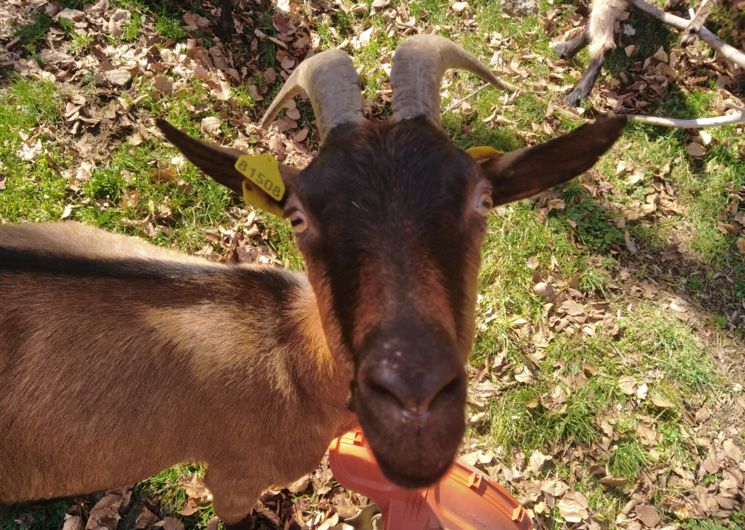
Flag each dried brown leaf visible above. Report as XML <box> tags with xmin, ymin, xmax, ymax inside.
<box><xmin>153</xmin><ymin>75</ymin><xmax>173</xmax><ymax>95</ymax></box>
<box><xmin>541</xmin><ymin>479</ymin><xmax>569</xmax><ymax>496</ymax></box>
<box><xmin>533</xmin><ymin>282</ymin><xmax>556</xmax><ymax>302</ymax></box>
<box><xmin>133</xmin><ymin>507</ymin><xmax>159</xmax><ymax>529</ymax></box>
<box><xmin>685</xmin><ymin>142</ymin><xmax>706</xmax><ymax>158</ymax></box>
<box><xmin>723</xmin><ymin>439</ymin><xmax>743</xmax><ymax>463</ymax></box>
<box><xmin>650</xmin><ymin>392</ymin><xmax>674</xmax><ymax>409</ymax></box>
<box><xmin>104</xmin><ymin>69</ymin><xmax>132</xmax><ymax>87</ymax></box>
<box><xmin>558</xmin><ymin>491</ymin><xmax>589</xmax><ymax>522</ymax></box>
<box><xmin>85</xmin><ymin>491</ymin><xmax>126</xmax><ymax>530</ymax></box>
<box><xmin>152</xmin><ymin>517</ymin><xmax>186</xmax><ymax>530</ymax></box>
<box><xmin>292</xmin><ymin>127</ymin><xmax>309</xmax><ymax>142</ymax></box>
<box><xmin>637</xmin><ymin>423</ymin><xmax>657</xmax><ymax>445</ymax></box>
<box><xmin>62</xmin><ymin>515</ymin><xmax>84</xmax><ymax>530</ymax></box>
<box><xmin>451</xmin><ymin>1</ymin><xmax>470</xmax><ymax>13</ymax></box>
<box><xmin>736</xmin><ymin>238</ymin><xmax>745</xmax><ymax>255</ymax></box>
<box><xmin>618</xmin><ymin>376</ymin><xmax>636</xmax><ymax>395</ymax></box>
<box><xmin>561</xmin><ymin>298</ymin><xmax>584</xmax><ymax>317</ymax></box>
<box><xmin>200</xmin><ymin>116</ymin><xmax>222</xmax><ymax>138</ymax></box>
<box><xmin>528</xmin><ymin>450</ymin><xmax>551</xmax><ymax>475</ymax></box>
<box><xmin>514</xmin><ymin>365</ymin><xmax>534</xmax><ymax>384</ymax></box>
<box><xmin>599</xmin><ymin>476</ymin><xmax>629</xmax><ymax>487</ymax></box>
<box><xmin>17</xmin><ymin>137</ymin><xmax>42</xmax><ymax>161</ymax></box>
<box><xmin>179</xmin><ymin>474</ymin><xmax>211</xmax><ymax>503</ymax></box>
<box><xmin>108</xmin><ymin>9</ymin><xmax>131</xmax><ymax>37</ymax></box>
<box><xmin>635</xmin><ymin>504</ymin><xmax>661</xmax><ymax>528</ymax></box>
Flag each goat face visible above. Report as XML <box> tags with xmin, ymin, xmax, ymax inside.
<box><xmin>290</xmin><ymin>118</ymin><xmax>485</xmax><ymax>485</ymax></box>
<box><xmin>158</xmin><ymin>35</ymin><xmax>626</xmax><ymax>488</ymax></box>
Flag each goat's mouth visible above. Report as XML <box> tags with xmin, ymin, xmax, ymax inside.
<box><xmin>352</xmin><ymin>387</ymin><xmax>466</xmax><ymax>489</ymax></box>
<box><xmin>357</xmin><ymin>415</ymin><xmax>462</xmax><ymax>488</ymax></box>
<box><xmin>373</xmin><ymin>451</ymin><xmax>455</xmax><ymax>488</ymax></box>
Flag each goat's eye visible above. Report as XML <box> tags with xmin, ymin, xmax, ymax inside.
<box><xmin>288</xmin><ymin>211</ymin><xmax>308</xmax><ymax>234</ymax></box>
<box><xmin>474</xmin><ymin>191</ymin><xmax>493</xmax><ymax>217</ymax></box>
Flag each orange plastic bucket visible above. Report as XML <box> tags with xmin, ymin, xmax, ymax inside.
<box><xmin>328</xmin><ymin>429</ymin><xmax>532</xmax><ymax>530</ymax></box>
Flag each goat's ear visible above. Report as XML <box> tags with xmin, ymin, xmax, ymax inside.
<box><xmin>473</xmin><ymin>116</ymin><xmax>626</xmax><ymax>206</ymax></box>
<box><xmin>155</xmin><ymin>119</ymin><xmax>298</xmax><ymax>209</ymax></box>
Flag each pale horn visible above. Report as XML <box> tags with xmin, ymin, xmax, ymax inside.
<box><xmin>390</xmin><ymin>35</ymin><xmax>516</xmax><ymax>126</ymax></box>
<box><xmin>260</xmin><ymin>49</ymin><xmax>367</xmax><ymax>142</ymax></box>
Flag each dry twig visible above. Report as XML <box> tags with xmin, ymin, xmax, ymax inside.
<box><xmin>680</xmin><ymin>0</ymin><xmax>715</xmax><ymax>46</ymax></box>
<box><xmin>444</xmin><ymin>78</ymin><xmax>518</xmax><ymax>114</ymax></box>
<box><xmin>629</xmin><ymin>0</ymin><xmax>745</xmax><ymax>69</ymax></box>
<box><xmin>444</xmin><ymin>84</ymin><xmax>491</xmax><ymax>113</ymax></box>
<box><xmin>630</xmin><ymin>109</ymin><xmax>745</xmax><ymax>128</ymax></box>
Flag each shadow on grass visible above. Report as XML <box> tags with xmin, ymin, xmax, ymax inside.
<box><xmin>1</xmin><ymin>498</ymin><xmax>75</xmax><ymax>530</ymax></box>
<box><xmin>603</xmin><ymin>10</ymin><xmax>675</xmax><ymax>80</ymax></box>
<box><xmin>566</xmin><ymin>186</ymin><xmax>744</xmax><ymax>340</ymax></box>
<box><xmin>460</xmin><ymin>115</ymin><xmax>744</xmax><ymax>347</ymax></box>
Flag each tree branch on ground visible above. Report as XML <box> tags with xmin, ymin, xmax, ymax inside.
<box><xmin>680</xmin><ymin>0</ymin><xmax>714</xmax><ymax>46</ymax></box>
<box><xmin>630</xmin><ymin>108</ymin><xmax>745</xmax><ymax>128</ymax></box>
<box><xmin>630</xmin><ymin>0</ymin><xmax>745</xmax><ymax>69</ymax></box>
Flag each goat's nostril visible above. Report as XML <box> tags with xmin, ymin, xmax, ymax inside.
<box><xmin>360</xmin><ymin>363</ymin><xmax>463</xmax><ymax>414</ymax></box>
<box><xmin>363</xmin><ymin>370</ymin><xmax>409</xmax><ymax>410</ymax></box>
<box><xmin>433</xmin><ymin>374</ymin><xmax>461</xmax><ymax>404</ymax></box>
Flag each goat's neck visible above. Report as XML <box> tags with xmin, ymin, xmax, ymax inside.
<box><xmin>278</xmin><ymin>277</ymin><xmax>354</xmax><ymax>415</ymax></box>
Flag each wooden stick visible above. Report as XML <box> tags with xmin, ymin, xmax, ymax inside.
<box><xmin>444</xmin><ymin>77</ymin><xmax>519</xmax><ymax>114</ymax></box>
<box><xmin>680</xmin><ymin>0</ymin><xmax>715</xmax><ymax>46</ymax></box>
<box><xmin>444</xmin><ymin>84</ymin><xmax>490</xmax><ymax>113</ymax></box>
<box><xmin>629</xmin><ymin>0</ymin><xmax>745</xmax><ymax>69</ymax></box>
<box><xmin>630</xmin><ymin>109</ymin><xmax>745</xmax><ymax>128</ymax></box>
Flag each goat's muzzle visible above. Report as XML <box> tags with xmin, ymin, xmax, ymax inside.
<box><xmin>353</xmin><ymin>333</ymin><xmax>466</xmax><ymax>488</ymax></box>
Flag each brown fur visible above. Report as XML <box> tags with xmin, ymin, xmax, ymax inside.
<box><xmin>351</xmin><ymin>257</ymin><xmax>458</xmax><ymax>353</ymax></box>
<box><xmin>0</xmin><ymin>222</ymin><xmax>354</xmax><ymax>526</ymax></box>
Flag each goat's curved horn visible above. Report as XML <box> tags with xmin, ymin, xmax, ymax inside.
<box><xmin>260</xmin><ymin>49</ymin><xmax>366</xmax><ymax>142</ymax></box>
<box><xmin>391</xmin><ymin>35</ymin><xmax>516</xmax><ymax>126</ymax></box>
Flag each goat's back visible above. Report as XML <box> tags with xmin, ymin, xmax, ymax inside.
<box><xmin>0</xmin><ymin>222</ymin><xmax>347</xmax><ymax>503</ymax></box>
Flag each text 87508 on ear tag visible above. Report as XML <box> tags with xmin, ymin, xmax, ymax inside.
<box><xmin>235</xmin><ymin>153</ymin><xmax>285</xmax><ymax>201</ymax></box>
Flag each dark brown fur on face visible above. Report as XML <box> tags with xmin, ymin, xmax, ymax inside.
<box><xmin>0</xmin><ymin>222</ymin><xmax>354</xmax><ymax>529</ymax></box>
<box><xmin>292</xmin><ymin>118</ymin><xmax>486</xmax><ymax>485</ymax></box>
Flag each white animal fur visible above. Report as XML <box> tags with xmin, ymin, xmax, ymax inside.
<box><xmin>588</xmin><ymin>0</ymin><xmax>629</xmax><ymax>59</ymax></box>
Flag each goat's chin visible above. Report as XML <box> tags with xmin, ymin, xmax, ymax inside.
<box><xmin>354</xmin><ymin>399</ymin><xmax>465</xmax><ymax>489</ymax></box>
<box><xmin>375</xmin><ymin>455</ymin><xmax>454</xmax><ymax>489</ymax></box>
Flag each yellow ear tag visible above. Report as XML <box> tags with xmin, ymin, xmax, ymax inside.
<box><xmin>235</xmin><ymin>153</ymin><xmax>286</xmax><ymax>215</ymax></box>
<box><xmin>466</xmin><ymin>146</ymin><xmax>504</xmax><ymax>160</ymax></box>
<box><xmin>241</xmin><ymin>180</ymin><xmax>284</xmax><ymax>217</ymax></box>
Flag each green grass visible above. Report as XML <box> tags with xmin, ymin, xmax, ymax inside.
<box><xmin>74</xmin><ymin>141</ymin><xmax>236</xmax><ymax>252</ymax></box>
<box><xmin>620</xmin><ymin>305</ymin><xmax>719</xmax><ymax>392</ymax></box>
<box><xmin>120</xmin><ymin>12</ymin><xmax>143</xmax><ymax>42</ymax></box>
<box><xmin>489</xmin><ymin>373</ymin><xmax>619</xmax><ymax>451</ymax></box>
<box><xmin>608</xmin><ymin>438</ymin><xmax>648</xmax><ymax>480</ymax></box>
<box><xmin>683</xmin><ymin>519</ymin><xmax>745</xmax><ymax>530</ymax></box>
<box><xmin>136</xmin><ymin>465</ymin><xmax>216</xmax><ymax>528</ymax></box>
<box><xmin>0</xmin><ymin>79</ymin><xmax>67</xmax><ymax>222</ymax></box>
<box><xmin>1</xmin><ymin>503</ymin><xmax>68</xmax><ymax>530</ymax></box>
<box><xmin>13</xmin><ymin>11</ymin><xmax>54</xmax><ymax>56</ymax></box>
<box><xmin>155</xmin><ymin>13</ymin><xmax>188</xmax><ymax>41</ymax></box>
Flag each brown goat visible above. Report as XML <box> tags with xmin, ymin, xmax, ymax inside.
<box><xmin>0</xmin><ymin>35</ymin><xmax>625</xmax><ymax>529</ymax></box>
<box><xmin>0</xmin><ymin>222</ymin><xmax>354</xmax><ymax>527</ymax></box>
